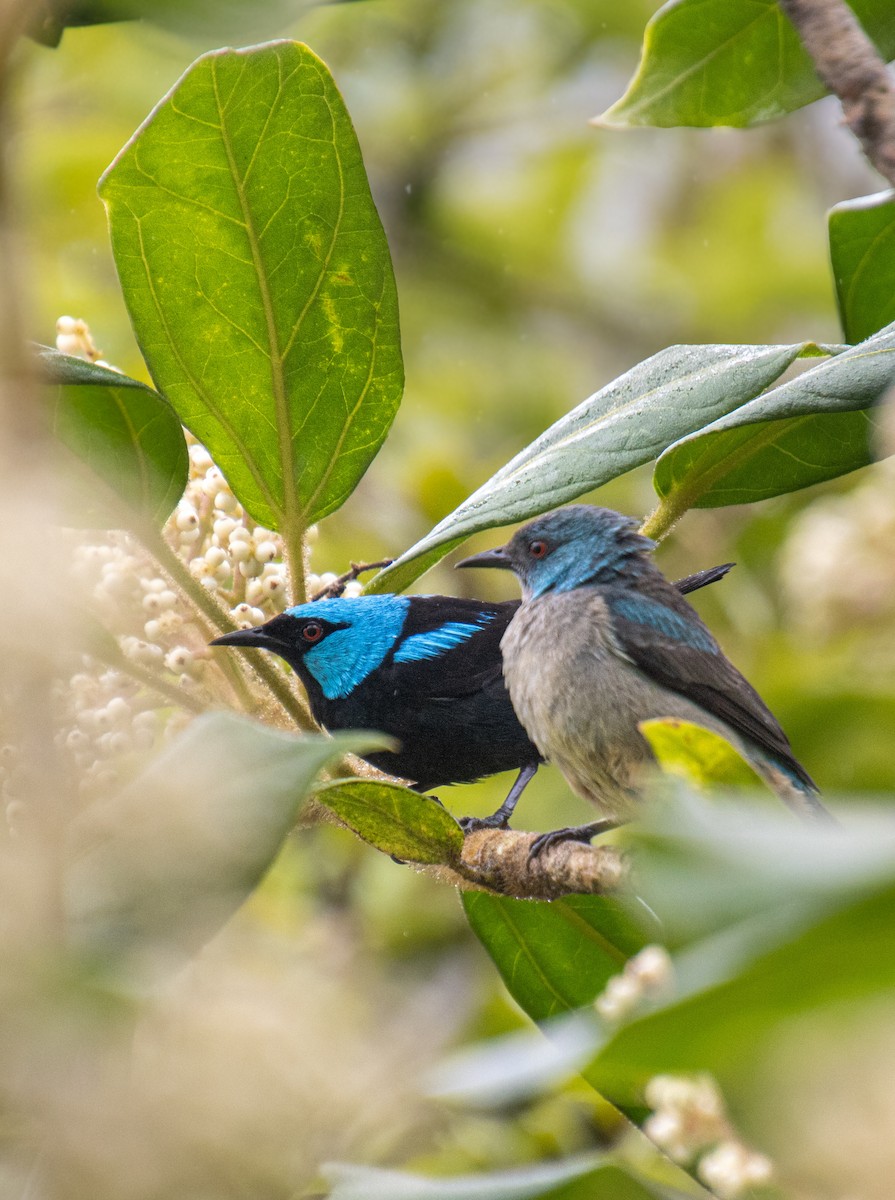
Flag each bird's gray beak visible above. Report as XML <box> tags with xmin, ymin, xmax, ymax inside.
<box><xmin>455</xmin><ymin>546</ymin><xmax>512</xmax><ymax>570</ymax></box>
<box><xmin>210</xmin><ymin>627</ymin><xmax>277</xmax><ymax>650</ymax></box>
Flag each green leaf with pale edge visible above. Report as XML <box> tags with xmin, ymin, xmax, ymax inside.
<box><xmin>462</xmin><ymin>892</ymin><xmax>653</xmax><ymax>1021</ymax></box>
<box><xmin>324</xmin><ymin>1157</ymin><xmax>703</xmax><ymax>1200</ymax></box>
<box><xmin>640</xmin><ymin>718</ymin><xmax>766</xmax><ymax>791</ymax></box>
<box><xmin>829</xmin><ymin>191</ymin><xmax>895</xmax><ymax>344</ymax></box>
<box><xmin>99</xmin><ymin>41</ymin><xmax>402</xmax><ymax>532</ymax></box>
<box><xmin>67</xmin><ymin>716</ymin><xmax>390</xmax><ymax>969</ymax></box>
<box><xmin>653</xmin><ymin>322</ymin><xmax>895</xmax><ymax>512</ymax></box>
<box><xmin>598</xmin><ymin>0</ymin><xmax>895</xmax><ymax>129</ymax></box>
<box><xmin>42</xmin><ymin>347</ymin><xmax>188</xmax><ymax>528</ymax></box>
<box><xmin>314</xmin><ymin>779</ymin><xmax>463</xmax><ymax>863</ymax></box>
<box><xmin>367</xmin><ymin>341</ymin><xmax>825</xmax><ymax>594</ymax></box>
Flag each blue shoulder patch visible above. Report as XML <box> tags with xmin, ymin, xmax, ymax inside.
<box><xmin>393</xmin><ymin>615</ymin><xmax>495</xmax><ymax>664</ymax></box>
<box><xmin>284</xmin><ymin>595</ymin><xmax>410</xmax><ymax>699</ymax></box>
<box><xmin>609</xmin><ymin>594</ymin><xmax>718</xmax><ymax>655</ymax></box>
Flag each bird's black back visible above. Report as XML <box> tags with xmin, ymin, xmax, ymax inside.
<box><xmin>310</xmin><ymin>596</ymin><xmax>540</xmax><ymax>790</ymax></box>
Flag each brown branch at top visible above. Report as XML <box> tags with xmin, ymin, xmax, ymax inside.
<box><xmin>779</xmin><ymin>0</ymin><xmax>895</xmax><ymax>186</ymax></box>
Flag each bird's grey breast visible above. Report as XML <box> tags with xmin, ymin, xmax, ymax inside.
<box><xmin>499</xmin><ymin>590</ymin><xmax>654</xmax><ymax>814</ymax></box>
<box><xmin>501</xmin><ymin>588</ymin><xmax>740</xmax><ymax>817</ymax></box>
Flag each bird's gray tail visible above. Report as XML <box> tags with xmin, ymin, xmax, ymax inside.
<box><xmin>760</xmin><ymin>759</ymin><xmax>836</xmax><ymax>824</ymax></box>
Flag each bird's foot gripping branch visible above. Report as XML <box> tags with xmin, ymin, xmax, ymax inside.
<box><xmin>312</xmin><ymin>779</ymin><xmax>627</xmax><ymax>901</ymax></box>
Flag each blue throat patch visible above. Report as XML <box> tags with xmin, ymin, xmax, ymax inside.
<box><xmin>393</xmin><ymin>615</ymin><xmax>495</xmax><ymax>663</ymax></box>
<box><xmin>285</xmin><ymin>596</ymin><xmax>410</xmax><ymax>699</ymax></box>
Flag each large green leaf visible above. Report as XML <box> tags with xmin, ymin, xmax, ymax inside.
<box><xmin>462</xmin><ymin>892</ymin><xmax>654</xmax><ymax>1021</ymax></box>
<box><xmin>367</xmin><ymin>342</ymin><xmax>825</xmax><ymax>594</ymax></box>
<box><xmin>100</xmin><ymin>41</ymin><xmax>402</xmax><ymax>533</ymax></box>
<box><xmin>651</xmin><ymin>322</ymin><xmax>895</xmax><ymax>517</ymax></box>
<box><xmin>829</xmin><ymin>191</ymin><xmax>895</xmax><ymax>345</ymax></box>
<box><xmin>314</xmin><ymin>778</ymin><xmax>463</xmax><ymax>864</ymax></box>
<box><xmin>66</xmin><ymin>715</ymin><xmax>389</xmax><ymax>970</ymax></box>
<box><xmin>598</xmin><ymin>0</ymin><xmax>895</xmax><ymax>129</ymax></box>
<box><xmin>324</xmin><ymin>1157</ymin><xmax>702</xmax><ymax>1200</ymax></box>
<box><xmin>43</xmin><ymin>347</ymin><xmax>188</xmax><ymax>528</ymax></box>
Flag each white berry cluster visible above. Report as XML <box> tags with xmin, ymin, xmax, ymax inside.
<box><xmin>52</xmin><ymin>318</ymin><xmax>366</xmax><ymax>801</ymax></box>
<box><xmin>176</xmin><ymin>440</ymin><xmax>292</xmax><ymax>618</ymax></box>
<box><xmin>55</xmin><ymin>315</ymin><xmax>115</xmax><ymax>368</ymax></box>
<box><xmin>643</xmin><ymin>1074</ymin><xmax>773</xmax><ymax>1197</ymax></box>
<box><xmin>51</xmin><ymin>663</ymin><xmax>181</xmax><ymax>804</ymax></box>
<box><xmin>594</xmin><ymin>944</ymin><xmax>673</xmax><ymax>1022</ymax></box>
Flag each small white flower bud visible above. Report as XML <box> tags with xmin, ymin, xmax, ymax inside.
<box><xmin>200</xmin><ymin>575</ymin><xmax>219</xmax><ymax>592</ymax></box>
<box><xmin>643</xmin><ymin>1111</ymin><xmax>688</xmax><ymax>1161</ymax></box>
<box><xmin>98</xmin><ymin>566</ymin><xmax>131</xmax><ymax>597</ymax></box>
<box><xmin>104</xmin><ymin>697</ymin><xmax>131</xmax><ymax>724</ymax></box>
<box><xmin>175</xmin><ymin>504</ymin><xmax>199</xmax><ymax>531</ymax></box>
<box><xmin>155</xmin><ymin>610</ymin><xmax>183</xmax><ymax>636</ymax></box>
<box><xmin>698</xmin><ymin>1141</ymin><xmax>773</xmax><ymax>1199</ymax></box>
<box><xmin>343</xmin><ymin>580</ymin><xmax>363</xmax><ymax>598</ymax></box>
<box><xmin>245</xmin><ymin>579</ymin><xmax>265</xmax><ymax>605</ymax></box>
<box><xmin>132</xmin><ymin>710</ymin><xmax>158</xmax><ymax>733</ymax></box>
<box><xmin>627</xmin><ymin>945</ymin><xmax>674</xmax><ymax>991</ymax></box>
<box><xmin>144</xmin><ymin>619</ymin><xmax>162</xmax><ymax>641</ymax></box>
<box><xmin>215</xmin><ymin>490</ymin><xmax>238</xmax><ymax>513</ymax></box>
<box><xmin>228</xmin><ymin>525</ymin><xmax>251</xmax><ymax>544</ymax></box>
<box><xmin>213</xmin><ymin>518</ymin><xmax>237</xmax><ymax>541</ymax></box>
<box><xmin>165</xmin><ymin>647</ymin><xmax>194</xmax><ymax>674</ymax></box>
<box><xmin>93</xmin><ymin>707</ymin><xmax>116</xmax><ymax>731</ymax></box>
<box><xmin>178</xmin><ymin>527</ymin><xmax>202</xmax><ymax>545</ymax></box>
<box><xmin>204</xmin><ymin>546</ymin><xmax>227</xmax><ymax>569</ymax></box>
<box><xmin>594</xmin><ymin>972</ymin><xmax>641</xmax><ymax>1022</ymax></box>
<box><xmin>107</xmin><ymin>731</ymin><xmax>132</xmax><ymax>756</ymax></box>
<box><xmin>254</xmin><ymin>540</ymin><xmax>278</xmax><ymax>563</ymax></box>
<box><xmin>239</xmin><ymin>557</ymin><xmax>264</xmax><ymax>579</ymax></box>
<box><xmin>260</xmin><ymin>573</ymin><xmax>285</xmax><ymax>599</ymax></box>
<box><xmin>228</xmin><ymin>541</ymin><xmax>252</xmax><ymax>563</ymax></box>
<box><xmin>188</xmin><ymin>444</ymin><xmax>213</xmax><ymax>472</ymax></box>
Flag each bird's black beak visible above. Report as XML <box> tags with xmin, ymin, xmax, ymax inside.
<box><xmin>455</xmin><ymin>545</ymin><xmax>512</xmax><ymax>570</ymax></box>
<box><xmin>210</xmin><ymin>627</ymin><xmax>278</xmax><ymax>650</ymax></box>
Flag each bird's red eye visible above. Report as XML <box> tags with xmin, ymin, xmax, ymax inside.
<box><xmin>302</xmin><ymin>622</ymin><xmax>325</xmax><ymax>643</ymax></box>
<box><xmin>528</xmin><ymin>540</ymin><xmax>549</xmax><ymax>559</ymax></box>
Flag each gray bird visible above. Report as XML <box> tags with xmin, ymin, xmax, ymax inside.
<box><xmin>458</xmin><ymin>505</ymin><xmax>827</xmax><ymax>852</ymax></box>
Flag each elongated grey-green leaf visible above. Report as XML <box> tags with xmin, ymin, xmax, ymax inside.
<box><xmin>367</xmin><ymin>341</ymin><xmax>828</xmax><ymax>594</ymax></box>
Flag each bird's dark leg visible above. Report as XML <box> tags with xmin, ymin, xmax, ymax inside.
<box><xmin>458</xmin><ymin>762</ymin><xmax>539</xmax><ymax>833</ymax></box>
<box><xmin>528</xmin><ymin>818</ymin><xmax>620</xmax><ymax>860</ymax></box>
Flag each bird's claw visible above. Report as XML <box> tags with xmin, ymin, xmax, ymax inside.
<box><xmin>458</xmin><ymin>813</ymin><xmax>510</xmax><ymax>834</ymax></box>
<box><xmin>528</xmin><ymin>819</ymin><xmax>617</xmax><ymax>861</ymax></box>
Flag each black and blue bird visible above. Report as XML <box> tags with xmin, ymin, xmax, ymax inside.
<box><xmin>211</xmin><ymin>560</ymin><xmax>732</xmax><ymax>829</ymax></box>
<box><xmin>458</xmin><ymin>504</ymin><xmax>826</xmax><ymax>848</ymax></box>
